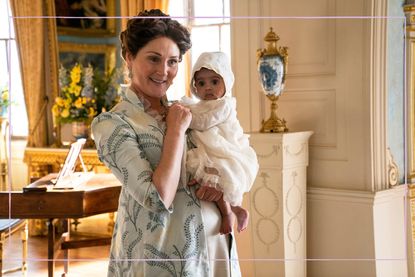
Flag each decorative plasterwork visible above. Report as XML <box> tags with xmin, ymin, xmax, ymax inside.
<box><xmin>285</xmin><ymin>143</ymin><xmax>306</xmax><ymax>157</ymax></box>
<box><xmin>386</xmin><ymin>148</ymin><xmax>400</xmax><ymax>187</ymax></box>
<box><xmin>249</xmin><ymin>132</ymin><xmax>311</xmax><ymax>276</ymax></box>
<box><xmin>252</xmin><ymin>171</ymin><xmax>280</xmax><ymax>252</ymax></box>
<box><xmin>285</xmin><ymin>171</ymin><xmax>303</xmax><ymax>253</ymax></box>
<box><xmin>256</xmin><ymin>144</ymin><xmax>280</xmax><ymax>159</ymax></box>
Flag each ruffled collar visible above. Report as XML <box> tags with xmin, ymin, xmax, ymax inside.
<box><xmin>121</xmin><ymin>85</ymin><xmax>168</xmax><ymax>122</ymax></box>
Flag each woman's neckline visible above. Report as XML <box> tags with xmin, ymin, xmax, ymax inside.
<box><xmin>128</xmin><ymin>86</ymin><xmax>167</xmax><ymax>122</ymax></box>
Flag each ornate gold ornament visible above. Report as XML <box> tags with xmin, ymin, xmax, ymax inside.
<box><xmin>257</xmin><ymin>27</ymin><xmax>289</xmax><ymax>133</ymax></box>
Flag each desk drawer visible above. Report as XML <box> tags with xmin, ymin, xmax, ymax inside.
<box><xmin>0</xmin><ymin>191</ymin><xmax>84</xmax><ymax>218</ymax></box>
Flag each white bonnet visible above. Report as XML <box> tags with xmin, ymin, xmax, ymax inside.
<box><xmin>190</xmin><ymin>51</ymin><xmax>235</xmax><ymax>98</ymax></box>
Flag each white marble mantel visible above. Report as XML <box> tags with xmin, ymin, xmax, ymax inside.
<box><xmin>247</xmin><ymin>131</ymin><xmax>313</xmax><ymax>277</ymax></box>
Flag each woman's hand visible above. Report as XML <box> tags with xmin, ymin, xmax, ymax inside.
<box><xmin>166</xmin><ymin>103</ymin><xmax>192</xmax><ymax>134</ymax></box>
<box><xmin>188</xmin><ymin>179</ymin><xmax>223</xmax><ymax>202</ymax></box>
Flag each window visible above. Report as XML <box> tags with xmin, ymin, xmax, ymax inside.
<box><xmin>167</xmin><ymin>0</ymin><xmax>231</xmax><ymax>100</ymax></box>
<box><xmin>0</xmin><ymin>0</ymin><xmax>28</xmax><ymax>137</ymax></box>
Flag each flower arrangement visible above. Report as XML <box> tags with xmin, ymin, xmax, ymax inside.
<box><xmin>52</xmin><ymin>63</ymin><xmax>121</xmax><ymax>124</ymax></box>
<box><xmin>0</xmin><ymin>87</ymin><xmax>10</xmax><ymax>116</ymax></box>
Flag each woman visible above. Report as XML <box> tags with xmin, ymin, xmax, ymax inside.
<box><xmin>92</xmin><ymin>9</ymin><xmax>241</xmax><ymax>277</ymax></box>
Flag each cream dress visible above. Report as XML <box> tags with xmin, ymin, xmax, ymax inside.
<box><xmin>92</xmin><ymin>87</ymin><xmax>241</xmax><ymax>277</ymax></box>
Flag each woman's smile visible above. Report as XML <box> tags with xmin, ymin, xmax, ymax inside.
<box><xmin>149</xmin><ymin>76</ymin><xmax>167</xmax><ymax>84</ymax></box>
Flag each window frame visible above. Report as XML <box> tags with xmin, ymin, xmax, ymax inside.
<box><xmin>167</xmin><ymin>0</ymin><xmax>230</xmax><ymax>99</ymax></box>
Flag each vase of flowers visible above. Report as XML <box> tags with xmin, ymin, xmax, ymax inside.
<box><xmin>52</xmin><ymin>63</ymin><xmax>121</xmax><ymax>145</ymax></box>
<box><xmin>52</xmin><ymin>63</ymin><xmax>97</xmax><ymax>142</ymax></box>
<box><xmin>72</xmin><ymin>121</ymin><xmax>89</xmax><ymax>139</ymax></box>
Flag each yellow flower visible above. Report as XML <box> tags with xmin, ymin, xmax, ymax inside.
<box><xmin>88</xmin><ymin>107</ymin><xmax>96</xmax><ymax>117</ymax></box>
<box><xmin>64</xmin><ymin>98</ymin><xmax>72</xmax><ymax>108</ymax></box>
<box><xmin>2</xmin><ymin>90</ymin><xmax>8</xmax><ymax>101</ymax></box>
<box><xmin>55</xmin><ymin>97</ymin><xmax>65</xmax><ymax>106</ymax></box>
<box><xmin>70</xmin><ymin>64</ymin><xmax>82</xmax><ymax>84</ymax></box>
<box><xmin>74</xmin><ymin>98</ymin><xmax>83</xmax><ymax>109</ymax></box>
<box><xmin>68</xmin><ymin>84</ymin><xmax>82</xmax><ymax>96</ymax></box>
<box><xmin>61</xmin><ymin>109</ymin><xmax>70</xmax><ymax>118</ymax></box>
<box><xmin>55</xmin><ymin>63</ymin><xmax>117</xmax><ymax>123</ymax></box>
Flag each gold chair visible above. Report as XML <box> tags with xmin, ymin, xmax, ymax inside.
<box><xmin>0</xmin><ymin>219</ymin><xmax>27</xmax><ymax>276</ymax></box>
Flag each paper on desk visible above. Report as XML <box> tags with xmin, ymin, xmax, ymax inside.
<box><xmin>53</xmin><ymin>172</ymin><xmax>95</xmax><ymax>189</ymax></box>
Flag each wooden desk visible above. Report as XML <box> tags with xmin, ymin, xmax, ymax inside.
<box><xmin>0</xmin><ymin>173</ymin><xmax>121</xmax><ymax>277</ymax></box>
<box><xmin>23</xmin><ymin>147</ymin><xmax>110</xmax><ymax>236</ymax></box>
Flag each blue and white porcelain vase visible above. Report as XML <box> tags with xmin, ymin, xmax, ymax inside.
<box><xmin>258</xmin><ymin>55</ymin><xmax>284</xmax><ymax>97</ymax></box>
<box><xmin>257</xmin><ymin>27</ymin><xmax>289</xmax><ymax>133</ymax></box>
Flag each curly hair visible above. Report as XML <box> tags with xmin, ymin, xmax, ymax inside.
<box><xmin>119</xmin><ymin>9</ymin><xmax>192</xmax><ymax>61</ymax></box>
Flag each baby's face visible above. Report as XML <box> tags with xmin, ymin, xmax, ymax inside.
<box><xmin>194</xmin><ymin>68</ymin><xmax>226</xmax><ymax>100</ymax></box>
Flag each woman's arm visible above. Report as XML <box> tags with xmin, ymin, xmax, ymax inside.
<box><xmin>152</xmin><ymin>103</ymin><xmax>192</xmax><ymax>207</ymax></box>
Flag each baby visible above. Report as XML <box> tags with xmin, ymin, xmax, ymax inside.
<box><xmin>184</xmin><ymin>52</ymin><xmax>259</xmax><ymax>234</ymax></box>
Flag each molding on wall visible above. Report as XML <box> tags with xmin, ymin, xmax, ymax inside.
<box><xmin>373</xmin><ymin>184</ymin><xmax>407</xmax><ymax>205</ymax></box>
<box><xmin>369</xmin><ymin>0</ymin><xmax>389</xmax><ymax>191</ymax></box>
<box><xmin>308</xmin><ymin>185</ymin><xmax>406</xmax><ymax>205</ymax></box>
<box><xmin>307</xmin><ymin>185</ymin><xmax>408</xmax><ymax>276</ymax></box>
<box><xmin>307</xmin><ymin>186</ymin><xmax>375</xmax><ymax>204</ymax></box>
<box><xmin>405</xmin><ymin>5</ymin><xmax>415</xmax><ymax>180</ymax></box>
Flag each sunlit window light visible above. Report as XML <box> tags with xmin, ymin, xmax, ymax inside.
<box><xmin>166</xmin><ymin>0</ymin><xmax>231</xmax><ymax>101</ymax></box>
<box><xmin>0</xmin><ymin>0</ymin><xmax>28</xmax><ymax>137</ymax></box>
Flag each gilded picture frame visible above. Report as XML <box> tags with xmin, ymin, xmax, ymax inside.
<box><xmin>58</xmin><ymin>42</ymin><xmax>116</xmax><ymax>73</ymax></box>
<box><xmin>54</xmin><ymin>0</ymin><xmax>116</xmax><ymax>36</ymax></box>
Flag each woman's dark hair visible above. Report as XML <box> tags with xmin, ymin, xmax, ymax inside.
<box><xmin>119</xmin><ymin>9</ymin><xmax>192</xmax><ymax>61</ymax></box>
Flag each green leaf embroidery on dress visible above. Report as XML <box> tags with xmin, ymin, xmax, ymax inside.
<box><xmin>108</xmin><ymin>228</ymin><xmax>143</xmax><ymax>276</ymax></box>
<box><xmin>97</xmin><ymin>121</ymin><xmax>134</xmax><ymax>170</ymax></box>
<box><xmin>182</xmin><ymin>215</ymin><xmax>203</xmax><ymax>259</ymax></box>
<box><xmin>137</xmin><ymin>170</ymin><xmax>152</xmax><ymax>183</ymax></box>
<box><xmin>149</xmin><ymin>124</ymin><xmax>165</xmax><ymax>136</ymax></box>
<box><xmin>143</xmin><ymin>214</ymin><xmax>203</xmax><ymax>276</ymax></box>
<box><xmin>147</xmin><ymin>211</ymin><xmax>166</xmax><ymax>232</ymax></box>
<box><xmin>119</xmin><ymin>192</ymin><xmax>143</xmax><ymax>232</ymax></box>
<box><xmin>144</xmin><ymin>244</ymin><xmax>178</xmax><ymax>276</ymax></box>
<box><xmin>138</xmin><ymin>133</ymin><xmax>162</xmax><ymax>150</ymax></box>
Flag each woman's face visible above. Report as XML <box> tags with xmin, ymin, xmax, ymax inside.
<box><xmin>126</xmin><ymin>36</ymin><xmax>180</xmax><ymax>102</ymax></box>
